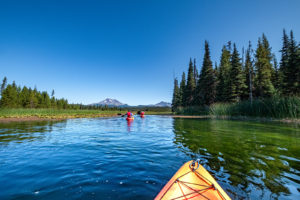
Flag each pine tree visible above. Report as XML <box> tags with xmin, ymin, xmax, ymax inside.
<box><xmin>186</xmin><ymin>58</ymin><xmax>196</xmax><ymax>105</ymax></box>
<box><xmin>16</xmin><ymin>85</ymin><xmax>22</xmax><ymax>107</ymax></box>
<box><xmin>29</xmin><ymin>88</ymin><xmax>38</xmax><ymax>108</ymax></box>
<box><xmin>244</xmin><ymin>42</ymin><xmax>255</xmax><ymax>100</ymax></box>
<box><xmin>297</xmin><ymin>44</ymin><xmax>300</xmax><ymax>94</ymax></box>
<box><xmin>271</xmin><ymin>56</ymin><xmax>280</xmax><ymax>93</ymax></box>
<box><xmin>286</xmin><ymin>31</ymin><xmax>299</xmax><ymax>95</ymax></box>
<box><xmin>216</xmin><ymin>45</ymin><xmax>231</xmax><ymax>102</ymax></box>
<box><xmin>228</xmin><ymin>44</ymin><xmax>246</xmax><ymax>102</ymax></box>
<box><xmin>0</xmin><ymin>77</ymin><xmax>7</xmax><ymax>96</ymax></box>
<box><xmin>179</xmin><ymin>72</ymin><xmax>186</xmax><ymax>106</ymax></box>
<box><xmin>20</xmin><ymin>86</ymin><xmax>30</xmax><ymax>107</ymax></box>
<box><xmin>193</xmin><ymin>58</ymin><xmax>198</xmax><ymax>85</ymax></box>
<box><xmin>11</xmin><ymin>81</ymin><xmax>19</xmax><ymax>107</ymax></box>
<box><xmin>280</xmin><ymin>29</ymin><xmax>290</xmax><ymax>94</ymax></box>
<box><xmin>214</xmin><ymin>62</ymin><xmax>219</xmax><ymax>94</ymax></box>
<box><xmin>0</xmin><ymin>83</ymin><xmax>18</xmax><ymax>108</ymax></box>
<box><xmin>42</xmin><ymin>91</ymin><xmax>51</xmax><ymax>108</ymax></box>
<box><xmin>193</xmin><ymin>58</ymin><xmax>199</xmax><ymax>104</ymax></box>
<box><xmin>171</xmin><ymin>78</ymin><xmax>180</xmax><ymax>111</ymax></box>
<box><xmin>51</xmin><ymin>96</ymin><xmax>56</xmax><ymax>108</ymax></box>
<box><xmin>254</xmin><ymin>35</ymin><xmax>275</xmax><ymax>97</ymax></box>
<box><xmin>196</xmin><ymin>41</ymin><xmax>216</xmax><ymax>106</ymax></box>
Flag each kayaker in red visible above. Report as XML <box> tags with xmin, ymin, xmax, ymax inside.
<box><xmin>140</xmin><ymin>111</ymin><xmax>145</xmax><ymax>118</ymax></box>
<box><xmin>126</xmin><ymin>111</ymin><xmax>132</xmax><ymax>118</ymax></box>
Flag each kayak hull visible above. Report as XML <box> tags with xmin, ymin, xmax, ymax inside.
<box><xmin>155</xmin><ymin>160</ymin><xmax>231</xmax><ymax>200</ymax></box>
<box><xmin>126</xmin><ymin>117</ymin><xmax>134</xmax><ymax>121</ymax></box>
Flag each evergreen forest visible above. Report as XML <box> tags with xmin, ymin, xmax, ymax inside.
<box><xmin>172</xmin><ymin>30</ymin><xmax>300</xmax><ymax>118</ymax></box>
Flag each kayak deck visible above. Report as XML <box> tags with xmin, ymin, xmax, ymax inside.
<box><xmin>155</xmin><ymin>160</ymin><xmax>231</xmax><ymax>200</ymax></box>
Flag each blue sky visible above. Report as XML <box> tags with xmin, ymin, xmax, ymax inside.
<box><xmin>0</xmin><ymin>0</ymin><xmax>300</xmax><ymax>105</ymax></box>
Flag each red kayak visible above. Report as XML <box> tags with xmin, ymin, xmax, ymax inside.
<box><xmin>126</xmin><ymin>117</ymin><xmax>134</xmax><ymax>121</ymax></box>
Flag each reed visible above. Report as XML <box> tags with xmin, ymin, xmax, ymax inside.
<box><xmin>210</xmin><ymin>96</ymin><xmax>300</xmax><ymax>119</ymax></box>
<box><xmin>175</xmin><ymin>106</ymin><xmax>209</xmax><ymax>115</ymax></box>
<box><xmin>175</xmin><ymin>96</ymin><xmax>300</xmax><ymax>119</ymax></box>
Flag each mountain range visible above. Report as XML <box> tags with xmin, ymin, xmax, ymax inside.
<box><xmin>90</xmin><ymin>98</ymin><xmax>171</xmax><ymax>107</ymax></box>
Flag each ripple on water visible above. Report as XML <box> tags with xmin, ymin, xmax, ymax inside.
<box><xmin>0</xmin><ymin>116</ymin><xmax>299</xmax><ymax>200</ymax></box>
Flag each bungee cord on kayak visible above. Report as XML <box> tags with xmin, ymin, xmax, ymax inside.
<box><xmin>155</xmin><ymin>160</ymin><xmax>231</xmax><ymax>200</ymax></box>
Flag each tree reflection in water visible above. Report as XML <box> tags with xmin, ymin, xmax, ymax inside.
<box><xmin>172</xmin><ymin>118</ymin><xmax>300</xmax><ymax>199</ymax></box>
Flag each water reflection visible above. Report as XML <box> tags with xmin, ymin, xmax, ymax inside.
<box><xmin>0</xmin><ymin>117</ymin><xmax>299</xmax><ymax>199</ymax></box>
<box><xmin>172</xmin><ymin>118</ymin><xmax>300</xmax><ymax>199</ymax></box>
<box><xmin>0</xmin><ymin>120</ymin><xmax>66</xmax><ymax>145</ymax></box>
<box><xmin>127</xmin><ymin>120</ymin><xmax>133</xmax><ymax>132</ymax></box>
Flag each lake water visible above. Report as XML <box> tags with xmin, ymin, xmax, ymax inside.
<box><xmin>0</xmin><ymin>116</ymin><xmax>299</xmax><ymax>199</ymax></box>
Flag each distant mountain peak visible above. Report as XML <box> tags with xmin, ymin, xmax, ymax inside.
<box><xmin>154</xmin><ymin>101</ymin><xmax>171</xmax><ymax>107</ymax></box>
<box><xmin>90</xmin><ymin>98</ymin><xmax>127</xmax><ymax>107</ymax></box>
<box><xmin>90</xmin><ymin>98</ymin><xmax>171</xmax><ymax>107</ymax></box>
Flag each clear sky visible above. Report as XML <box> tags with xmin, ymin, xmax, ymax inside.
<box><xmin>0</xmin><ymin>0</ymin><xmax>300</xmax><ymax>105</ymax></box>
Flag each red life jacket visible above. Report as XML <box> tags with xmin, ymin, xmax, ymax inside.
<box><xmin>127</xmin><ymin>112</ymin><xmax>131</xmax><ymax>117</ymax></box>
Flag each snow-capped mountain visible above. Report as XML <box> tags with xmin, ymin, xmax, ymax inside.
<box><xmin>90</xmin><ymin>98</ymin><xmax>171</xmax><ymax>107</ymax></box>
<box><xmin>90</xmin><ymin>98</ymin><xmax>128</xmax><ymax>107</ymax></box>
<box><xmin>137</xmin><ymin>101</ymin><xmax>172</xmax><ymax>107</ymax></box>
<box><xmin>154</xmin><ymin>101</ymin><xmax>172</xmax><ymax>107</ymax></box>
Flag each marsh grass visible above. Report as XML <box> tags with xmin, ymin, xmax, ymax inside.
<box><xmin>175</xmin><ymin>96</ymin><xmax>300</xmax><ymax>119</ymax></box>
<box><xmin>0</xmin><ymin>109</ymin><xmax>122</xmax><ymax>119</ymax></box>
<box><xmin>0</xmin><ymin>108</ymin><xmax>172</xmax><ymax>119</ymax></box>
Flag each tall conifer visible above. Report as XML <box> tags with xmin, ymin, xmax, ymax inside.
<box><xmin>297</xmin><ymin>45</ymin><xmax>300</xmax><ymax>94</ymax></box>
<box><xmin>271</xmin><ymin>56</ymin><xmax>280</xmax><ymax>92</ymax></box>
<box><xmin>179</xmin><ymin>72</ymin><xmax>186</xmax><ymax>106</ymax></box>
<box><xmin>228</xmin><ymin>44</ymin><xmax>246</xmax><ymax>102</ymax></box>
<box><xmin>287</xmin><ymin>31</ymin><xmax>299</xmax><ymax>94</ymax></box>
<box><xmin>196</xmin><ymin>41</ymin><xmax>216</xmax><ymax>105</ymax></box>
<box><xmin>193</xmin><ymin>58</ymin><xmax>198</xmax><ymax>85</ymax></box>
<box><xmin>280</xmin><ymin>29</ymin><xmax>290</xmax><ymax>94</ymax></box>
<box><xmin>216</xmin><ymin>45</ymin><xmax>231</xmax><ymax>102</ymax></box>
<box><xmin>1</xmin><ymin>77</ymin><xmax>7</xmax><ymax>95</ymax></box>
<box><xmin>254</xmin><ymin>35</ymin><xmax>275</xmax><ymax>97</ymax></box>
<box><xmin>186</xmin><ymin>58</ymin><xmax>196</xmax><ymax>105</ymax></box>
<box><xmin>172</xmin><ymin>78</ymin><xmax>180</xmax><ymax>111</ymax></box>
<box><xmin>244</xmin><ymin>42</ymin><xmax>254</xmax><ymax>100</ymax></box>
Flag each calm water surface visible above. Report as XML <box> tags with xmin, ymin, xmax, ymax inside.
<box><xmin>0</xmin><ymin>116</ymin><xmax>299</xmax><ymax>199</ymax></box>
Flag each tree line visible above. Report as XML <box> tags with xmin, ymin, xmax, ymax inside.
<box><xmin>0</xmin><ymin>77</ymin><xmax>123</xmax><ymax>110</ymax></box>
<box><xmin>0</xmin><ymin>78</ymin><xmax>170</xmax><ymax>111</ymax></box>
<box><xmin>172</xmin><ymin>30</ymin><xmax>300</xmax><ymax>111</ymax></box>
<box><xmin>0</xmin><ymin>77</ymin><xmax>70</xmax><ymax>109</ymax></box>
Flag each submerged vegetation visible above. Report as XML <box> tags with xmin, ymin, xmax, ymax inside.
<box><xmin>172</xmin><ymin>30</ymin><xmax>300</xmax><ymax>119</ymax></box>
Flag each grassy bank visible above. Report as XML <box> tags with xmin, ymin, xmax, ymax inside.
<box><xmin>0</xmin><ymin>108</ymin><xmax>172</xmax><ymax>121</ymax></box>
<box><xmin>0</xmin><ymin>109</ymin><xmax>122</xmax><ymax>119</ymax></box>
<box><xmin>175</xmin><ymin>96</ymin><xmax>300</xmax><ymax>119</ymax></box>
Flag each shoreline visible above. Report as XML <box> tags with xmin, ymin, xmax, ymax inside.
<box><xmin>0</xmin><ymin>114</ymin><xmax>299</xmax><ymax>124</ymax></box>
<box><xmin>0</xmin><ymin>114</ymin><xmax>120</xmax><ymax>123</ymax></box>
<box><xmin>169</xmin><ymin>115</ymin><xmax>300</xmax><ymax>124</ymax></box>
